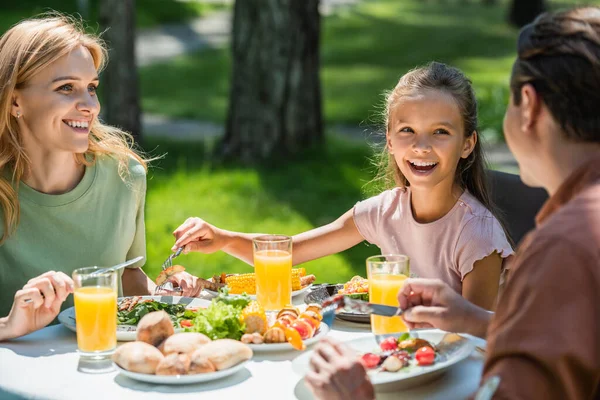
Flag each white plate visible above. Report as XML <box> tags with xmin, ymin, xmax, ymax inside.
<box><xmin>58</xmin><ymin>296</ymin><xmax>211</xmax><ymax>341</ymax></box>
<box><xmin>114</xmin><ymin>360</ymin><xmax>249</xmax><ymax>384</ymax></box>
<box><xmin>204</xmin><ymin>284</ymin><xmax>313</xmax><ymax>300</ymax></box>
<box><xmin>292</xmin><ymin>330</ymin><xmax>474</xmax><ymax>390</ymax></box>
<box><xmin>248</xmin><ymin>323</ymin><xmax>330</xmax><ymax>352</ymax></box>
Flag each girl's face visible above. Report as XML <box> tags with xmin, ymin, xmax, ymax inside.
<box><xmin>12</xmin><ymin>45</ymin><xmax>100</xmax><ymax>155</ymax></box>
<box><xmin>387</xmin><ymin>89</ymin><xmax>476</xmax><ymax>192</ymax></box>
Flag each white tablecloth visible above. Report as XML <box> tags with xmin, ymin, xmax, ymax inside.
<box><xmin>0</xmin><ymin>295</ymin><xmax>486</xmax><ymax>400</ymax></box>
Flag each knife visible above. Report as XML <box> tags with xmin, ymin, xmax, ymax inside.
<box><xmin>321</xmin><ymin>294</ymin><xmax>403</xmax><ymax>326</ymax></box>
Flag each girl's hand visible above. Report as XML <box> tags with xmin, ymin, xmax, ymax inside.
<box><xmin>172</xmin><ymin>217</ymin><xmax>229</xmax><ymax>254</ymax></box>
<box><xmin>1</xmin><ymin>271</ymin><xmax>74</xmax><ymax>341</ymax></box>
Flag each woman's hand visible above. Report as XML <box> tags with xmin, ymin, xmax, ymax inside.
<box><xmin>172</xmin><ymin>217</ymin><xmax>229</xmax><ymax>254</ymax></box>
<box><xmin>305</xmin><ymin>338</ymin><xmax>375</xmax><ymax>400</ymax></box>
<box><xmin>0</xmin><ymin>271</ymin><xmax>74</xmax><ymax>341</ymax></box>
<box><xmin>164</xmin><ymin>271</ymin><xmax>204</xmax><ymax>297</ymax></box>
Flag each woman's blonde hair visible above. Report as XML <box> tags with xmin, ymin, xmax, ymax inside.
<box><xmin>0</xmin><ymin>13</ymin><xmax>149</xmax><ymax>243</ymax></box>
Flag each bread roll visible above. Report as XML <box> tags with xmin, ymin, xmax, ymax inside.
<box><xmin>193</xmin><ymin>339</ymin><xmax>253</xmax><ymax>370</ymax></box>
<box><xmin>136</xmin><ymin>310</ymin><xmax>174</xmax><ymax>347</ymax></box>
<box><xmin>189</xmin><ymin>350</ymin><xmax>216</xmax><ymax>374</ymax></box>
<box><xmin>155</xmin><ymin>353</ymin><xmax>191</xmax><ymax>375</ymax></box>
<box><xmin>160</xmin><ymin>332</ymin><xmax>211</xmax><ymax>356</ymax></box>
<box><xmin>112</xmin><ymin>342</ymin><xmax>164</xmax><ymax>374</ymax></box>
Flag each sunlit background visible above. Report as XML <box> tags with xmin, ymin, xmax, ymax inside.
<box><xmin>2</xmin><ymin>0</ymin><xmax>595</xmax><ymax>283</ymax></box>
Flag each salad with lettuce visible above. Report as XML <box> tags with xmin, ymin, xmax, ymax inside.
<box><xmin>183</xmin><ymin>288</ymin><xmax>251</xmax><ymax>340</ymax></box>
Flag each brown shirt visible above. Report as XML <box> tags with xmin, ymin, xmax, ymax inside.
<box><xmin>482</xmin><ymin>156</ymin><xmax>600</xmax><ymax>400</ymax></box>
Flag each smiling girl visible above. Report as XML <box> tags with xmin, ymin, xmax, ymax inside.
<box><xmin>173</xmin><ymin>62</ymin><xmax>513</xmax><ymax>309</ymax></box>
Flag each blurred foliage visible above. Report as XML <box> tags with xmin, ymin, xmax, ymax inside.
<box><xmin>0</xmin><ymin>0</ymin><xmax>226</xmax><ymax>33</ymax></box>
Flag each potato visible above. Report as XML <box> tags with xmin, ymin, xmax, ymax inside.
<box><xmin>189</xmin><ymin>350</ymin><xmax>216</xmax><ymax>374</ymax></box>
<box><xmin>112</xmin><ymin>342</ymin><xmax>164</xmax><ymax>374</ymax></box>
<box><xmin>160</xmin><ymin>332</ymin><xmax>211</xmax><ymax>356</ymax></box>
<box><xmin>193</xmin><ymin>339</ymin><xmax>253</xmax><ymax>370</ymax></box>
<box><xmin>155</xmin><ymin>353</ymin><xmax>191</xmax><ymax>375</ymax></box>
<box><xmin>136</xmin><ymin>310</ymin><xmax>174</xmax><ymax>347</ymax></box>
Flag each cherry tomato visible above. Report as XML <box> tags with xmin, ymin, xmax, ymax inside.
<box><xmin>179</xmin><ymin>319</ymin><xmax>193</xmax><ymax>328</ymax></box>
<box><xmin>415</xmin><ymin>346</ymin><xmax>435</xmax><ymax>366</ymax></box>
<box><xmin>360</xmin><ymin>353</ymin><xmax>381</xmax><ymax>369</ymax></box>
<box><xmin>379</xmin><ymin>336</ymin><xmax>399</xmax><ymax>352</ymax></box>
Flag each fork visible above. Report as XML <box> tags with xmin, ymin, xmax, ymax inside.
<box><xmin>154</xmin><ymin>247</ymin><xmax>184</xmax><ymax>294</ymax></box>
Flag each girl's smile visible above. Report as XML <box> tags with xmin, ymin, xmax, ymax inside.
<box><xmin>387</xmin><ymin>89</ymin><xmax>475</xmax><ymax>191</ymax></box>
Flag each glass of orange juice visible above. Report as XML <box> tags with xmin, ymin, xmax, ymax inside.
<box><xmin>367</xmin><ymin>254</ymin><xmax>410</xmax><ymax>338</ymax></box>
<box><xmin>72</xmin><ymin>266</ymin><xmax>117</xmax><ymax>369</ymax></box>
<box><xmin>253</xmin><ymin>235</ymin><xmax>292</xmax><ymax>312</ymax></box>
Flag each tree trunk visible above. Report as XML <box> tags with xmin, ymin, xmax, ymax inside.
<box><xmin>221</xmin><ymin>0</ymin><xmax>323</xmax><ymax>163</ymax></box>
<box><xmin>508</xmin><ymin>0</ymin><xmax>547</xmax><ymax>28</ymax></box>
<box><xmin>99</xmin><ymin>0</ymin><xmax>141</xmax><ymax>142</ymax></box>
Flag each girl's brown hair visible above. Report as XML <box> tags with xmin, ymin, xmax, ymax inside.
<box><xmin>0</xmin><ymin>14</ymin><xmax>149</xmax><ymax>243</ymax></box>
<box><xmin>372</xmin><ymin>62</ymin><xmax>495</xmax><ymax>220</ymax></box>
<box><xmin>511</xmin><ymin>7</ymin><xmax>600</xmax><ymax>143</ymax></box>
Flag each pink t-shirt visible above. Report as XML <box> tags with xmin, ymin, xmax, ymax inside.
<box><xmin>353</xmin><ymin>187</ymin><xmax>513</xmax><ymax>294</ymax></box>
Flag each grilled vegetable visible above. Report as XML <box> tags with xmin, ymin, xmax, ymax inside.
<box><xmin>241</xmin><ymin>301</ymin><xmax>268</xmax><ymax>335</ymax></box>
<box><xmin>225</xmin><ymin>268</ymin><xmax>308</xmax><ymax>295</ymax></box>
<box><xmin>264</xmin><ymin>327</ymin><xmax>286</xmax><ymax>343</ymax></box>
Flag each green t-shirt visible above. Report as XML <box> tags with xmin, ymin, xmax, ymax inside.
<box><xmin>0</xmin><ymin>155</ymin><xmax>147</xmax><ymax>317</ymax></box>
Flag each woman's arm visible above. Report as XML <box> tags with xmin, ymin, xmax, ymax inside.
<box><xmin>462</xmin><ymin>251</ymin><xmax>502</xmax><ymax>310</ymax></box>
<box><xmin>172</xmin><ymin>209</ymin><xmax>365</xmax><ymax>266</ymax></box>
<box><xmin>122</xmin><ymin>267</ymin><xmax>153</xmax><ymax>296</ymax></box>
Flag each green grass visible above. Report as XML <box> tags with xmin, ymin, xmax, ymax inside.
<box><xmin>0</xmin><ymin>0</ymin><xmax>226</xmax><ymax>34</ymax></box>
<box><xmin>142</xmin><ymin>136</ymin><xmax>379</xmax><ymax>285</ymax></box>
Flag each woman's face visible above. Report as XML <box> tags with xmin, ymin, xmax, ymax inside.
<box><xmin>12</xmin><ymin>45</ymin><xmax>100</xmax><ymax>155</ymax></box>
<box><xmin>387</xmin><ymin>89</ymin><xmax>476</xmax><ymax>192</ymax></box>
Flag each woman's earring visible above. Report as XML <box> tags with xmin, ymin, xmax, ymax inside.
<box><xmin>16</xmin><ymin>112</ymin><xmax>21</xmax><ymax>119</ymax></box>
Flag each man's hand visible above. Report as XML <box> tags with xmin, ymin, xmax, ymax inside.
<box><xmin>305</xmin><ymin>337</ymin><xmax>375</xmax><ymax>400</ymax></box>
<box><xmin>1</xmin><ymin>271</ymin><xmax>74</xmax><ymax>341</ymax></box>
<box><xmin>398</xmin><ymin>278</ymin><xmax>492</xmax><ymax>338</ymax></box>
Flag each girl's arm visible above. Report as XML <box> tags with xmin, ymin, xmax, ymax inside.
<box><xmin>462</xmin><ymin>251</ymin><xmax>502</xmax><ymax>310</ymax></box>
<box><xmin>172</xmin><ymin>209</ymin><xmax>365</xmax><ymax>266</ymax></box>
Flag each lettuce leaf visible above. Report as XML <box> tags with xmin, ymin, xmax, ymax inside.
<box><xmin>186</xmin><ymin>301</ymin><xmax>246</xmax><ymax>340</ymax></box>
<box><xmin>215</xmin><ymin>287</ymin><xmax>251</xmax><ymax>310</ymax></box>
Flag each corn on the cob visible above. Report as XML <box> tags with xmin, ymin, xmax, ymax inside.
<box><xmin>226</xmin><ymin>268</ymin><xmax>307</xmax><ymax>294</ymax></box>
<box><xmin>241</xmin><ymin>301</ymin><xmax>268</xmax><ymax>334</ymax></box>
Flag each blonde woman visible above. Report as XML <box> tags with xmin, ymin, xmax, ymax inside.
<box><xmin>0</xmin><ymin>14</ymin><xmax>203</xmax><ymax>317</ymax></box>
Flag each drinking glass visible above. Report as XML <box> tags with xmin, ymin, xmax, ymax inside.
<box><xmin>72</xmin><ymin>266</ymin><xmax>118</xmax><ymax>369</ymax></box>
<box><xmin>367</xmin><ymin>254</ymin><xmax>410</xmax><ymax>338</ymax></box>
<box><xmin>253</xmin><ymin>235</ymin><xmax>292</xmax><ymax>312</ymax></box>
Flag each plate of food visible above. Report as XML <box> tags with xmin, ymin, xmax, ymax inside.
<box><xmin>292</xmin><ymin>330</ymin><xmax>475</xmax><ymax>390</ymax></box>
<box><xmin>58</xmin><ymin>296</ymin><xmax>209</xmax><ymax>341</ymax></box>
<box><xmin>243</xmin><ymin>303</ymin><xmax>330</xmax><ymax>352</ymax></box>
<box><xmin>305</xmin><ymin>277</ymin><xmax>371</xmax><ymax>324</ymax></box>
<box><xmin>111</xmin><ymin>310</ymin><xmax>253</xmax><ymax>384</ymax></box>
<box><xmin>176</xmin><ymin>289</ymin><xmax>328</xmax><ymax>352</ymax></box>
<box><xmin>202</xmin><ymin>268</ymin><xmax>316</xmax><ymax>299</ymax></box>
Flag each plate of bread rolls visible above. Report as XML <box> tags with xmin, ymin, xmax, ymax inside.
<box><xmin>112</xmin><ymin>310</ymin><xmax>253</xmax><ymax>384</ymax></box>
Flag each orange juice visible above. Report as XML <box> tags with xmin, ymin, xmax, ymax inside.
<box><xmin>254</xmin><ymin>249</ymin><xmax>292</xmax><ymax>311</ymax></box>
<box><xmin>369</xmin><ymin>274</ymin><xmax>408</xmax><ymax>334</ymax></box>
<box><xmin>74</xmin><ymin>286</ymin><xmax>117</xmax><ymax>353</ymax></box>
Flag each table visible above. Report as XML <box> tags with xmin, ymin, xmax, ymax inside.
<box><xmin>0</xmin><ymin>294</ymin><xmax>486</xmax><ymax>400</ymax></box>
